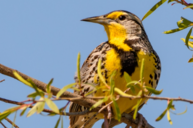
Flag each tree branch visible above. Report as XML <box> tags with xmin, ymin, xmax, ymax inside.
<box><xmin>0</xmin><ymin>63</ymin><xmax>154</xmax><ymax>127</ymax></box>
<box><xmin>173</xmin><ymin>0</ymin><xmax>193</xmax><ymax>10</ymax></box>
<box><xmin>5</xmin><ymin>118</ymin><xmax>19</xmax><ymax>128</ymax></box>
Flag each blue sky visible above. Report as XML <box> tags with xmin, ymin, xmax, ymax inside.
<box><xmin>0</xmin><ymin>0</ymin><xmax>192</xmax><ymax>128</ymax></box>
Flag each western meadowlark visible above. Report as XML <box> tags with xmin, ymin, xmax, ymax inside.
<box><xmin>69</xmin><ymin>10</ymin><xmax>161</xmax><ymax>128</ymax></box>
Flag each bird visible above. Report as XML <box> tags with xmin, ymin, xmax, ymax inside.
<box><xmin>69</xmin><ymin>10</ymin><xmax>161</xmax><ymax>128</ymax></box>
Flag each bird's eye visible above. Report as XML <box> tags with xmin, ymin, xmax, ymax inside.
<box><xmin>118</xmin><ymin>15</ymin><xmax>126</xmax><ymax>20</ymax></box>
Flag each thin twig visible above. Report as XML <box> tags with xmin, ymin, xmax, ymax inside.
<box><xmin>173</xmin><ymin>0</ymin><xmax>193</xmax><ymax>10</ymax></box>
<box><xmin>0</xmin><ymin>97</ymin><xmax>92</xmax><ymax>116</ymax></box>
<box><xmin>0</xmin><ymin>64</ymin><xmax>98</xmax><ymax>110</ymax></box>
<box><xmin>0</xmin><ymin>79</ymin><xmax>5</xmax><ymax>83</ymax></box>
<box><xmin>0</xmin><ymin>122</ymin><xmax>7</xmax><ymax>128</ymax></box>
<box><xmin>119</xmin><ymin>95</ymin><xmax>193</xmax><ymax>104</ymax></box>
<box><xmin>5</xmin><ymin>118</ymin><xmax>19</xmax><ymax>128</ymax></box>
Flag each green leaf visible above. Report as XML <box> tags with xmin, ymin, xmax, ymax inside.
<box><xmin>185</xmin><ymin>27</ymin><xmax>193</xmax><ymax>49</ymax></box>
<box><xmin>112</xmin><ymin>97</ymin><xmax>121</xmax><ymax>121</ymax></box>
<box><xmin>90</xmin><ymin>97</ymin><xmax>108</xmax><ymax>110</ymax></box>
<box><xmin>126</xmin><ymin>81</ymin><xmax>140</xmax><ymax>87</ymax></box>
<box><xmin>46</xmin><ymin>78</ymin><xmax>53</xmax><ymax>94</ymax></box>
<box><xmin>137</xmin><ymin>90</ymin><xmax>142</xmax><ymax>96</ymax></box>
<box><xmin>13</xmin><ymin>71</ymin><xmax>33</xmax><ymax>88</ymax></box>
<box><xmin>167</xmin><ymin>100</ymin><xmax>173</xmax><ymax>109</ymax></box>
<box><xmin>156</xmin><ymin>109</ymin><xmax>167</xmax><ymax>121</ymax></box>
<box><xmin>181</xmin><ymin>38</ymin><xmax>193</xmax><ymax>48</ymax></box>
<box><xmin>168</xmin><ymin>0</ymin><xmax>175</xmax><ymax>3</ymax></box>
<box><xmin>0</xmin><ymin>110</ymin><xmax>12</xmax><ymax>122</ymax></box>
<box><xmin>190</xmin><ymin>36</ymin><xmax>193</xmax><ymax>39</ymax></box>
<box><xmin>110</xmin><ymin>70</ymin><xmax>117</xmax><ymax>95</ymax></box>
<box><xmin>20</xmin><ymin>107</ymin><xmax>28</xmax><ymax>116</ymax></box>
<box><xmin>140</xmin><ymin>58</ymin><xmax>145</xmax><ymax>84</ymax></box>
<box><xmin>28</xmin><ymin>79</ymin><xmax>44</xmax><ymax>97</ymax></box>
<box><xmin>167</xmin><ymin>110</ymin><xmax>172</xmax><ymax>125</ymax></box>
<box><xmin>184</xmin><ymin>4</ymin><xmax>193</xmax><ymax>9</ymax></box>
<box><xmin>124</xmin><ymin>72</ymin><xmax>132</xmax><ymax>83</ymax></box>
<box><xmin>188</xmin><ymin>57</ymin><xmax>193</xmax><ymax>63</ymax></box>
<box><xmin>77</xmin><ymin>52</ymin><xmax>81</xmax><ymax>85</ymax></box>
<box><xmin>177</xmin><ymin>17</ymin><xmax>192</xmax><ymax>28</ymax></box>
<box><xmin>12</xmin><ymin>111</ymin><xmax>17</xmax><ymax>128</ymax></box>
<box><xmin>133</xmin><ymin>98</ymin><xmax>142</xmax><ymax>120</ymax></box>
<box><xmin>84</xmin><ymin>88</ymin><xmax>97</xmax><ymax>96</ymax></box>
<box><xmin>61</xmin><ymin>116</ymin><xmax>63</xmax><ymax>128</ymax></box>
<box><xmin>170</xmin><ymin>106</ymin><xmax>187</xmax><ymax>115</ymax></box>
<box><xmin>126</xmin><ymin>83</ymin><xmax>137</xmax><ymax>94</ymax></box>
<box><xmin>0</xmin><ymin>106</ymin><xmax>20</xmax><ymax>122</ymax></box>
<box><xmin>27</xmin><ymin>103</ymin><xmax>39</xmax><ymax>117</ymax></box>
<box><xmin>37</xmin><ymin>102</ymin><xmax>45</xmax><ymax>114</ymax></box>
<box><xmin>145</xmin><ymin>86</ymin><xmax>163</xmax><ymax>95</ymax></box>
<box><xmin>45</xmin><ymin>98</ymin><xmax>59</xmax><ymax>114</ymax></box>
<box><xmin>56</xmin><ymin>83</ymin><xmax>76</xmax><ymax>98</ymax></box>
<box><xmin>97</xmin><ymin>59</ymin><xmax>108</xmax><ymax>85</ymax></box>
<box><xmin>164</xmin><ymin>27</ymin><xmax>188</xmax><ymax>34</ymax></box>
<box><xmin>114</xmin><ymin>88</ymin><xmax>133</xmax><ymax>97</ymax></box>
<box><xmin>54</xmin><ymin>116</ymin><xmax>61</xmax><ymax>128</ymax></box>
<box><xmin>28</xmin><ymin>92</ymin><xmax>39</xmax><ymax>98</ymax></box>
<box><xmin>142</xmin><ymin>0</ymin><xmax>167</xmax><ymax>21</ymax></box>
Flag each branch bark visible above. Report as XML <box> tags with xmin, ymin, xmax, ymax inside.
<box><xmin>0</xmin><ymin>63</ymin><xmax>153</xmax><ymax>128</ymax></box>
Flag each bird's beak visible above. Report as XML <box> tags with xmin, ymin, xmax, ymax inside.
<box><xmin>81</xmin><ymin>15</ymin><xmax>112</xmax><ymax>25</ymax></box>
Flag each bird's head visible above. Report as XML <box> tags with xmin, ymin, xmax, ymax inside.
<box><xmin>81</xmin><ymin>10</ymin><xmax>145</xmax><ymax>42</ymax></box>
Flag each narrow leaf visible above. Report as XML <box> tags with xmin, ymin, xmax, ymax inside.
<box><xmin>126</xmin><ymin>81</ymin><xmax>140</xmax><ymax>87</ymax></box>
<box><xmin>37</xmin><ymin>102</ymin><xmax>45</xmax><ymax>114</ymax></box>
<box><xmin>27</xmin><ymin>103</ymin><xmax>39</xmax><ymax>117</ymax></box>
<box><xmin>177</xmin><ymin>17</ymin><xmax>192</xmax><ymax>28</ymax></box>
<box><xmin>185</xmin><ymin>27</ymin><xmax>193</xmax><ymax>49</ymax></box>
<box><xmin>167</xmin><ymin>110</ymin><xmax>173</xmax><ymax>125</ymax></box>
<box><xmin>61</xmin><ymin>116</ymin><xmax>63</xmax><ymax>128</ymax></box>
<box><xmin>167</xmin><ymin>100</ymin><xmax>173</xmax><ymax>109</ymax></box>
<box><xmin>170</xmin><ymin>106</ymin><xmax>187</xmax><ymax>115</ymax></box>
<box><xmin>140</xmin><ymin>58</ymin><xmax>145</xmax><ymax>84</ymax></box>
<box><xmin>90</xmin><ymin>97</ymin><xmax>108</xmax><ymax>110</ymax></box>
<box><xmin>0</xmin><ymin>111</ymin><xmax>12</xmax><ymax>122</ymax></box>
<box><xmin>164</xmin><ymin>27</ymin><xmax>188</xmax><ymax>34</ymax></box>
<box><xmin>181</xmin><ymin>17</ymin><xmax>193</xmax><ymax>25</ymax></box>
<box><xmin>46</xmin><ymin>78</ymin><xmax>53</xmax><ymax>94</ymax></box>
<box><xmin>184</xmin><ymin>5</ymin><xmax>193</xmax><ymax>9</ymax></box>
<box><xmin>29</xmin><ymin>79</ymin><xmax>43</xmax><ymax>97</ymax></box>
<box><xmin>54</xmin><ymin>116</ymin><xmax>61</xmax><ymax>128</ymax></box>
<box><xmin>110</xmin><ymin>70</ymin><xmax>117</xmax><ymax>95</ymax></box>
<box><xmin>11</xmin><ymin>111</ymin><xmax>17</xmax><ymax>128</ymax></box>
<box><xmin>45</xmin><ymin>98</ymin><xmax>59</xmax><ymax>114</ymax></box>
<box><xmin>77</xmin><ymin>53</ymin><xmax>81</xmax><ymax>85</ymax></box>
<box><xmin>188</xmin><ymin>57</ymin><xmax>193</xmax><ymax>63</ymax></box>
<box><xmin>0</xmin><ymin>106</ymin><xmax>20</xmax><ymax>122</ymax></box>
<box><xmin>124</xmin><ymin>72</ymin><xmax>132</xmax><ymax>83</ymax></box>
<box><xmin>190</xmin><ymin>36</ymin><xmax>193</xmax><ymax>39</ymax></box>
<box><xmin>168</xmin><ymin>0</ymin><xmax>175</xmax><ymax>3</ymax></box>
<box><xmin>56</xmin><ymin>83</ymin><xmax>76</xmax><ymax>98</ymax></box>
<box><xmin>133</xmin><ymin>99</ymin><xmax>142</xmax><ymax>120</ymax></box>
<box><xmin>181</xmin><ymin>38</ymin><xmax>193</xmax><ymax>48</ymax></box>
<box><xmin>142</xmin><ymin>0</ymin><xmax>167</xmax><ymax>21</ymax></box>
<box><xmin>28</xmin><ymin>92</ymin><xmax>39</xmax><ymax>98</ymax></box>
<box><xmin>156</xmin><ymin>109</ymin><xmax>167</xmax><ymax>121</ymax></box>
<box><xmin>114</xmin><ymin>88</ymin><xmax>133</xmax><ymax>97</ymax></box>
<box><xmin>20</xmin><ymin>107</ymin><xmax>27</xmax><ymax>116</ymax></box>
<box><xmin>97</xmin><ymin>59</ymin><xmax>107</xmax><ymax>85</ymax></box>
<box><xmin>112</xmin><ymin>97</ymin><xmax>121</xmax><ymax>121</ymax></box>
<box><xmin>13</xmin><ymin>71</ymin><xmax>33</xmax><ymax>88</ymax></box>
<box><xmin>145</xmin><ymin>86</ymin><xmax>163</xmax><ymax>95</ymax></box>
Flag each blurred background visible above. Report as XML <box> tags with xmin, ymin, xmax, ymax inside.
<box><xmin>0</xmin><ymin>0</ymin><xmax>192</xmax><ymax>128</ymax></box>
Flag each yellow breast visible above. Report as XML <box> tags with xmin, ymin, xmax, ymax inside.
<box><xmin>94</xmin><ymin>48</ymin><xmax>158</xmax><ymax>115</ymax></box>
